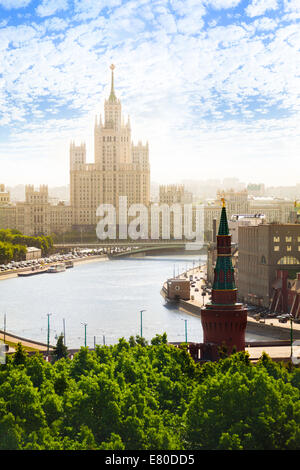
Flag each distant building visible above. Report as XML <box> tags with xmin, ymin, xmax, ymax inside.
<box><xmin>247</xmin><ymin>183</ymin><xmax>265</xmax><ymax>197</ymax></box>
<box><xmin>0</xmin><ymin>184</ymin><xmax>10</xmax><ymax>206</ymax></box>
<box><xmin>159</xmin><ymin>185</ymin><xmax>193</xmax><ymax>205</ymax></box>
<box><xmin>270</xmin><ymin>270</ymin><xmax>300</xmax><ymax>318</ymax></box>
<box><xmin>166</xmin><ymin>278</ymin><xmax>191</xmax><ymax>301</ymax></box>
<box><xmin>238</xmin><ymin>223</ymin><xmax>300</xmax><ymax>307</ymax></box>
<box><xmin>229</xmin><ymin>213</ymin><xmax>265</xmax><ymax>245</ymax></box>
<box><xmin>26</xmin><ymin>247</ymin><xmax>42</xmax><ymax>260</ymax></box>
<box><xmin>204</xmin><ymin>191</ymin><xmax>295</xmax><ymax>242</ymax></box>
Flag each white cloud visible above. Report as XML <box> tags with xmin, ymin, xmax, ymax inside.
<box><xmin>246</xmin><ymin>0</ymin><xmax>279</xmax><ymax>18</ymax></box>
<box><xmin>284</xmin><ymin>0</ymin><xmax>300</xmax><ymax>12</ymax></box>
<box><xmin>205</xmin><ymin>0</ymin><xmax>242</xmax><ymax>9</ymax></box>
<box><xmin>252</xmin><ymin>16</ymin><xmax>278</xmax><ymax>30</ymax></box>
<box><xmin>74</xmin><ymin>0</ymin><xmax>122</xmax><ymax>20</ymax></box>
<box><xmin>0</xmin><ymin>0</ymin><xmax>31</xmax><ymax>8</ymax></box>
<box><xmin>0</xmin><ymin>0</ymin><xmax>300</xmax><ymax>187</ymax></box>
<box><xmin>36</xmin><ymin>0</ymin><xmax>69</xmax><ymax>17</ymax></box>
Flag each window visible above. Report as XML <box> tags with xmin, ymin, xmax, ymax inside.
<box><xmin>273</xmin><ymin>236</ymin><xmax>280</xmax><ymax>242</ymax></box>
<box><xmin>286</xmin><ymin>236</ymin><xmax>292</xmax><ymax>242</ymax></box>
<box><xmin>274</xmin><ymin>246</ymin><xmax>280</xmax><ymax>251</ymax></box>
<box><xmin>277</xmin><ymin>256</ymin><xmax>300</xmax><ymax>265</ymax></box>
<box><xmin>287</xmin><ymin>246</ymin><xmax>292</xmax><ymax>252</ymax></box>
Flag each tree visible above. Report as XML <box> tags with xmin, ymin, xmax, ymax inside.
<box><xmin>13</xmin><ymin>343</ymin><xmax>27</xmax><ymax>366</ymax></box>
<box><xmin>51</xmin><ymin>335</ymin><xmax>68</xmax><ymax>362</ymax></box>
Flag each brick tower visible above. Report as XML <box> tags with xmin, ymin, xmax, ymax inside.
<box><xmin>201</xmin><ymin>199</ymin><xmax>247</xmax><ymax>360</ymax></box>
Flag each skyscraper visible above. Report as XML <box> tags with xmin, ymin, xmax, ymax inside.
<box><xmin>70</xmin><ymin>64</ymin><xmax>150</xmax><ymax>232</ymax></box>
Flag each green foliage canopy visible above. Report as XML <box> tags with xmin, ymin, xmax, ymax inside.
<box><xmin>0</xmin><ymin>338</ymin><xmax>300</xmax><ymax>450</ymax></box>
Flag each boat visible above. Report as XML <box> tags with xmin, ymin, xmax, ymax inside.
<box><xmin>18</xmin><ymin>268</ymin><xmax>48</xmax><ymax>277</ymax></box>
<box><xmin>47</xmin><ymin>263</ymin><xmax>66</xmax><ymax>273</ymax></box>
<box><xmin>65</xmin><ymin>260</ymin><xmax>74</xmax><ymax>268</ymax></box>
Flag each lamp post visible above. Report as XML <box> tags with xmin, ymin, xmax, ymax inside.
<box><xmin>3</xmin><ymin>313</ymin><xmax>6</xmax><ymax>345</ymax></box>
<box><xmin>47</xmin><ymin>313</ymin><xmax>52</xmax><ymax>355</ymax></box>
<box><xmin>290</xmin><ymin>314</ymin><xmax>294</xmax><ymax>359</ymax></box>
<box><xmin>81</xmin><ymin>322</ymin><xmax>87</xmax><ymax>347</ymax></box>
<box><xmin>181</xmin><ymin>318</ymin><xmax>188</xmax><ymax>343</ymax></box>
<box><xmin>140</xmin><ymin>310</ymin><xmax>146</xmax><ymax>338</ymax></box>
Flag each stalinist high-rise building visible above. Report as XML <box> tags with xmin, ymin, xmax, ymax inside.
<box><xmin>70</xmin><ymin>64</ymin><xmax>150</xmax><ymax>232</ymax></box>
<box><xmin>0</xmin><ymin>65</ymin><xmax>150</xmax><ymax>237</ymax></box>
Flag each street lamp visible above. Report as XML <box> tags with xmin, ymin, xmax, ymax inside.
<box><xmin>181</xmin><ymin>318</ymin><xmax>188</xmax><ymax>343</ymax></box>
<box><xmin>140</xmin><ymin>310</ymin><xmax>146</xmax><ymax>338</ymax></box>
<box><xmin>290</xmin><ymin>314</ymin><xmax>294</xmax><ymax>358</ymax></box>
<box><xmin>47</xmin><ymin>313</ymin><xmax>52</xmax><ymax>355</ymax></box>
<box><xmin>3</xmin><ymin>313</ymin><xmax>6</xmax><ymax>345</ymax></box>
<box><xmin>81</xmin><ymin>322</ymin><xmax>88</xmax><ymax>347</ymax></box>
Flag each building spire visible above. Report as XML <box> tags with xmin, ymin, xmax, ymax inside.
<box><xmin>109</xmin><ymin>64</ymin><xmax>117</xmax><ymax>102</ymax></box>
<box><xmin>211</xmin><ymin>203</ymin><xmax>237</xmax><ymax>304</ymax></box>
<box><xmin>218</xmin><ymin>200</ymin><xmax>229</xmax><ymax>236</ymax></box>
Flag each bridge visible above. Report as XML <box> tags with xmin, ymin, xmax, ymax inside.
<box><xmin>54</xmin><ymin>240</ymin><xmax>208</xmax><ymax>256</ymax></box>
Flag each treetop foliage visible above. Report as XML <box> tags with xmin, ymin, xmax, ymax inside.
<box><xmin>0</xmin><ymin>336</ymin><xmax>300</xmax><ymax>450</ymax></box>
<box><xmin>0</xmin><ymin>229</ymin><xmax>53</xmax><ymax>263</ymax></box>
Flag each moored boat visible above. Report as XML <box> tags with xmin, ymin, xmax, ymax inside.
<box><xmin>65</xmin><ymin>260</ymin><xmax>74</xmax><ymax>268</ymax></box>
<box><xmin>47</xmin><ymin>263</ymin><xmax>66</xmax><ymax>273</ymax></box>
<box><xmin>18</xmin><ymin>268</ymin><xmax>48</xmax><ymax>277</ymax></box>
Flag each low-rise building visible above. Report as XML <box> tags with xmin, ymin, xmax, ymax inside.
<box><xmin>166</xmin><ymin>278</ymin><xmax>191</xmax><ymax>301</ymax></box>
<box><xmin>26</xmin><ymin>247</ymin><xmax>42</xmax><ymax>260</ymax></box>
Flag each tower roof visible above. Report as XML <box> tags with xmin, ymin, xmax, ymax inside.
<box><xmin>218</xmin><ymin>199</ymin><xmax>229</xmax><ymax>236</ymax></box>
<box><xmin>211</xmin><ymin>200</ymin><xmax>236</xmax><ymax>301</ymax></box>
<box><xmin>108</xmin><ymin>64</ymin><xmax>117</xmax><ymax>102</ymax></box>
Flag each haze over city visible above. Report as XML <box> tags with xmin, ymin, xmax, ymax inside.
<box><xmin>0</xmin><ymin>0</ymin><xmax>299</xmax><ymax>188</ymax></box>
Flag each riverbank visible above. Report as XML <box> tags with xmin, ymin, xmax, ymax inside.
<box><xmin>0</xmin><ymin>254</ymin><xmax>109</xmax><ymax>281</ymax></box>
<box><xmin>161</xmin><ymin>265</ymin><xmax>300</xmax><ymax>342</ymax></box>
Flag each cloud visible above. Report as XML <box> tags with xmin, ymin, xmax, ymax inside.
<box><xmin>36</xmin><ymin>0</ymin><xmax>69</xmax><ymax>17</ymax></box>
<box><xmin>284</xmin><ymin>0</ymin><xmax>300</xmax><ymax>12</ymax></box>
<box><xmin>73</xmin><ymin>0</ymin><xmax>122</xmax><ymax>20</ymax></box>
<box><xmin>246</xmin><ymin>0</ymin><xmax>279</xmax><ymax>18</ymax></box>
<box><xmin>0</xmin><ymin>0</ymin><xmax>299</xmax><ymax>187</ymax></box>
<box><xmin>0</xmin><ymin>0</ymin><xmax>31</xmax><ymax>8</ymax></box>
<box><xmin>205</xmin><ymin>0</ymin><xmax>242</xmax><ymax>9</ymax></box>
<box><xmin>252</xmin><ymin>16</ymin><xmax>278</xmax><ymax>30</ymax></box>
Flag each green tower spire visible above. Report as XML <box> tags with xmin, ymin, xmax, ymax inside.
<box><xmin>218</xmin><ymin>203</ymin><xmax>229</xmax><ymax>236</ymax></box>
<box><xmin>212</xmin><ymin>199</ymin><xmax>236</xmax><ymax>297</ymax></box>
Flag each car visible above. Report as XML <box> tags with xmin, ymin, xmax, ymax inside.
<box><xmin>277</xmin><ymin>314</ymin><xmax>290</xmax><ymax>323</ymax></box>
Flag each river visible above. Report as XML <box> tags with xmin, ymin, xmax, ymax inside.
<box><xmin>0</xmin><ymin>254</ymin><xmax>268</xmax><ymax>349</ymax></box>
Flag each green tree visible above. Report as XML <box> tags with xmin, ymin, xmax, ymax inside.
<box><xmin>52</xmin><ymin>335</ymin><xmax>68</xmax><ymax>362</ymax></box>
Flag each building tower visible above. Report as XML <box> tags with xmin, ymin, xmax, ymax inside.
<box><xmin>201</xmin><ymin>198</ymin><xmax>247</xmax><ymax>360</ymax></box>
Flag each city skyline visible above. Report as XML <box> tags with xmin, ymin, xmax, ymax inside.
<box><xmin>0</xmin><ymin>0</ymin><xmax>300</xmax><ymax>187</ymax></box>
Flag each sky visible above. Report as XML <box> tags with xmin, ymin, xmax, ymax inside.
<box><xmin>0</xmin><ymin>0</ymin><xmax>300</xmax><ymax>188</ymax></box>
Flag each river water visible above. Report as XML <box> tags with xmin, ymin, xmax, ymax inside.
<box><xmin>0</xmin><ymin>254</ymin><xmax>267</xmax><ymax>349</ymax></box>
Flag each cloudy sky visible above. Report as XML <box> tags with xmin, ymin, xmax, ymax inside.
<box><xmin>0</xmin><ymin>0</ymin><xmax>299</xmax><ymax>188</ymax></box>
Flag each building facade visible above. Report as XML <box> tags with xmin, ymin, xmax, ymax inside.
<box><xmin>70</xmin><ymin>64</ymin><xmax>150</xmax><ymax>233</ymax></box>
<box><xmin>238</xmin><ymin>223</ymin><xmax>300</xmax><ymax>307</ymax></box>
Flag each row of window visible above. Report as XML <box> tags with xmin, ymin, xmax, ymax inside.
<box><xmin>274</xmin><ymin>246</ymin><xmax>300</xmax><ymax>251</ymax></box>
<box><xmin>274</xmin><ymin>236</ymin><xmax>300</xmax><ymax>242</ymax></box>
